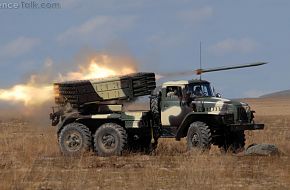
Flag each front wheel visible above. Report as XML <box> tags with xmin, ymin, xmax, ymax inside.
<box><xmin>187</xmin><ymin>121</ymin><xmax>212</xmax><ymax>151</ymax></box>
<box><xmin>59</xmin><ymin>122</ymin><xmax>92</xmax><ymax>156</ymax></box>
<box><xmin>94</xmin><ymin>123</ymin><xmax>127</xmax><ymax>157</ymax></box>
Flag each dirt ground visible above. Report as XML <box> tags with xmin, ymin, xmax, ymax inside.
<box><xmin>0</xmin><ymin>98</ymin><xmax>289</xmax><ymax>190</ymax></box>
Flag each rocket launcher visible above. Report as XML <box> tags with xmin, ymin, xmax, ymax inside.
<box><xmin>54</xmin><ymin>72</ymin><xmax>156</xmax><ymax>108</ymax></box>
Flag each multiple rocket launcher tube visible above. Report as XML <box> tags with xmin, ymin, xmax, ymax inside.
<box><xmin>54</xmin><ymin>72</ymin><xmax>156</xmax><ymax>108</ymax></box>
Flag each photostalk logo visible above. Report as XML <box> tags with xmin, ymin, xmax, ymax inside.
<box><xmin>0</xmin><ymin>1</ymin><xmax>61</xmax><ymax>9</ymax></box>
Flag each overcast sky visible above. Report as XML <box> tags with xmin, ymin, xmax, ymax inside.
<box><xmin>0</xmin><ymin>0</ymin><xmax>289</xmax><ymax>98</ymax></box>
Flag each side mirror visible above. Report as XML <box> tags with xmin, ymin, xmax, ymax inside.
<box><xmin>216</xmin><ymin>93</ymin><xmax>221</xmax><ymax>98</ymax></box>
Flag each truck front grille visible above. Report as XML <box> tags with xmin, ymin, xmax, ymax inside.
<box><xmin>237</xmin><ymin>107</ymin><xmax>248</xmax><ymax>122</ymax></box>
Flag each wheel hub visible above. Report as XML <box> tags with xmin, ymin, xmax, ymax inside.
<box><xmin>191</xmin><ymin>133</ymin><xmax>200</xmax><ymax>146</ymax></box>
<box><xmin>65</xmin><ymin>132</ymin><xmax>82</xmax><ymax>151</ymax></box>
<box><xmin>102</xmin><ymin>134</ymin><xmax>116</xmax><ymax>149</ymax></box>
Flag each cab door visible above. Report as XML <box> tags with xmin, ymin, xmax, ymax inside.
<box><xmin>160</xmin><ymin>86</ymin><xmax>191</xmax><ymax>126</ymax></box>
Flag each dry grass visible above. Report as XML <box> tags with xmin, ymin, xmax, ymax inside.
<box><xmin>0</xmin><ymin>98</ymin><xmax>290</xmax><ymax>190</ymax></box>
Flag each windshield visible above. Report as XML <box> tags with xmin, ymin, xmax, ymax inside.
<box><xmin>185</xmin><ymin>82</ymin><xmax>213</xmax><ymax>97</ymax></box>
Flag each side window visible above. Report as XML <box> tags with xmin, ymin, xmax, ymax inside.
<box><xmin>166</xmin><ymin>86</ymin><xmax>182</xmax><ymax>98</ymax></box>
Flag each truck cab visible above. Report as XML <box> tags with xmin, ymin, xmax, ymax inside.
<box><xmin>160</xmin><ymin>80</ymin><xmax>213</xmax><ymax>127</ymax></box>
<box><xmin>151</xmin><ymin>79</ymin><xmax>264</xmax><ymax>152</ymax></box>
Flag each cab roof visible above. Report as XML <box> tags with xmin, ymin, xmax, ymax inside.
<box><xmin>162</xmin><ymin>79</ymin><xmax>210</xmax><ymax>87</ymax></box>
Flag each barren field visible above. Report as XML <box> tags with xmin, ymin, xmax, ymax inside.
<box><xmin>0</xmin><ymin>98</ymin><xmax>290</xmax><ymax>190</ymax></box>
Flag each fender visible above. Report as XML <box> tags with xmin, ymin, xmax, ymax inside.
<box><xmin>56</xmin><ymin>112</ymin><xmax>122</xmax><ymax>136</ymax></box>
<box><xmin>175</xmin><ymin>112</ymin><xmax>223</xmax><ymax>140</ymax></box>
<box><xmin>56</xmin><ymin>111</ymin><xmax>89</xmax><ymax>136</ymax></box>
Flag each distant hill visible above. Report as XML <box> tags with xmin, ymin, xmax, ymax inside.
<box><xmin>260</xmin><ymin>89</ymin><xmax>290</xmax><ymax>98</ymax></box>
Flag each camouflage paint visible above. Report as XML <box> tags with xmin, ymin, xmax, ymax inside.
<box><xmin>54</xmin><ymin>72</ymin><xmax>156</xmax><ymax>108</ymax></box>
<box><xmin>91</xmin><ymin>111</ymin><xmax>149</xmax><ymax>128</ymax></box>
<box><xmin>160</xmin><ymin>80</ymin><xmax>254</xmax><ymax>127</ymax></box>
<box><xmin>52</xmin><ymin>74</ymin><xmax>260</xmax><ymax>139</ymax></box>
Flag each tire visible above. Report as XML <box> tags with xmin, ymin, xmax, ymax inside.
<box><xmin>150</xmin><ymin>96</ymin><xmax>159</xmax><ymax>114</ymax></box>
<box><xmin>187</xmin><ymin>121</ymin><xmax>212</xmax><ymax>151</ymax></box>
<box><xmin>94</xmin><ymin>123</ymin><xmax>127</xmax><ymax>157</ymax></box>
<box><xmin>219</xmin><ymin>131</ymin><xmax>245</xmax><ymax>154</ymax></box>
<box><xmin>59</xmin><ymin>123</ymin><xmax>92</xmax><ymax>156</ymax></box>
<box><xmin>150</xmin><ymin>96</ymin><xmax>161</xmax><ymax>126</ymax></box>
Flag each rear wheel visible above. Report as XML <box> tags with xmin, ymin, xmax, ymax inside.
<box><xmin>59</xmin><ymin>122</ymin><xmax>92</xmax><ymax>156</ymax></box>
<box><xmin>94</xmin><ymin>123</ymin><xmax>127</xmax><ymax>157</ymax></box>
<box><xmin>187</xmin><ymin>121</ymin><xmax>212</xmax><ymax>151</ymax></box>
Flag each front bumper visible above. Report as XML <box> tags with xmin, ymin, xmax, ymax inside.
<box><xmin>229</xmin><ymin>123</ymin><xmax>264</xmax><ymax>131</ymax></box>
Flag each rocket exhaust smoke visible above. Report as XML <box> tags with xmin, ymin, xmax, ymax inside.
<box><xmin>0</xmin><ymin>51</ymin><xmax>197</xmax><ymax>108</ymax></box>
<box><xmin>0</xmin><ymin>53</ymin><xmax>138</xmax><ymax>108</ymax></box>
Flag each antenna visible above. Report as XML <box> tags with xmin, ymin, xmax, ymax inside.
<box><xmin>199</xmin><ymin>41</ymin><xmax>202</xmax><ymax>80</ymax></box>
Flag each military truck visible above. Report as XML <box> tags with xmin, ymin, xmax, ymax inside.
<box><xmin>150</xmin><ymin>79</ymin><xmax>263</xmax><ymax>153</ymax></box>
<box><xmin>50</xmin><ymin>63</ymin><xmax>266</xmax><ymax>156</ymax></box>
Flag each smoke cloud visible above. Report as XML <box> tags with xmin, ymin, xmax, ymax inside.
<box><xmin>0</xmin><ymin>50</ymin><xmax>138</xmax><ymax>124</ymax></box>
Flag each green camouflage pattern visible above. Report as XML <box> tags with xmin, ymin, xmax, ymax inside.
<box><xmin>90</xmin><ymin>111</ymin><xmax>148</xmax><ymax>128</ymax></box>
<box><xmin>160</xmin><ymin>79</ymin><xmax>253</xmax><ymax>127</ymax></box>
<box><xmin>50</xmin><ymin>62</ymin><xmax>265</xmax><ymax>154</ymax></box>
